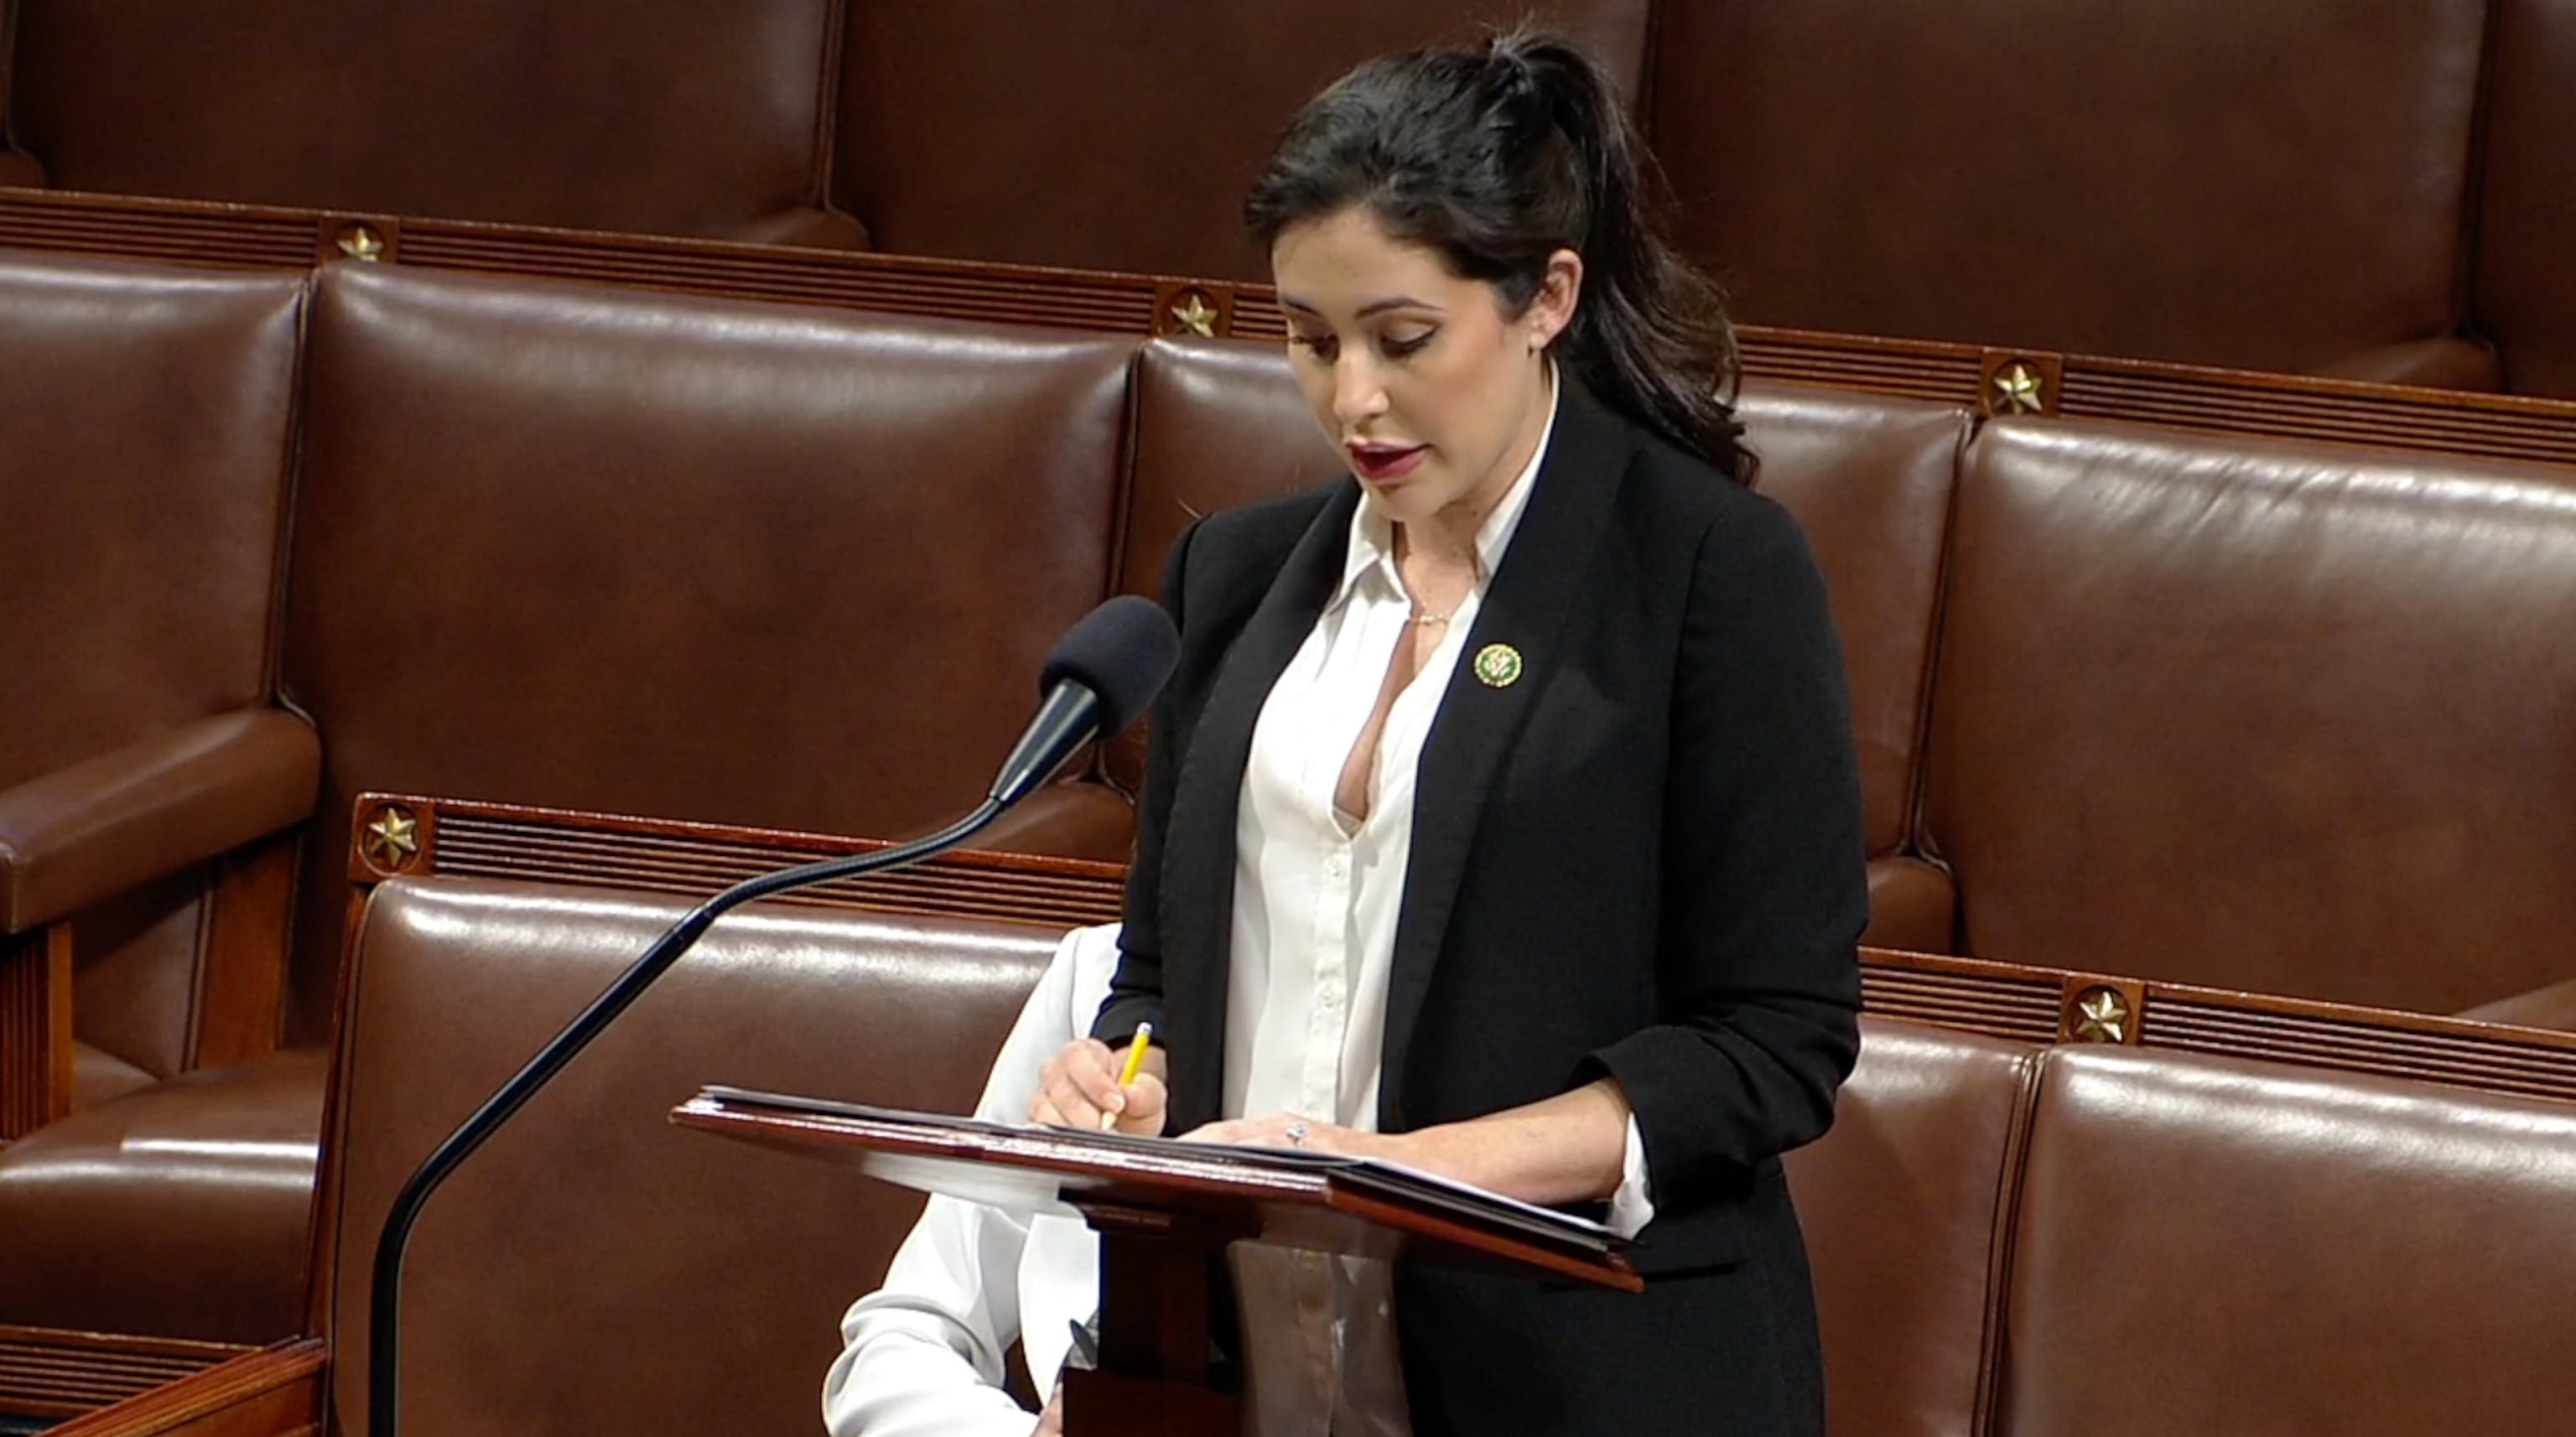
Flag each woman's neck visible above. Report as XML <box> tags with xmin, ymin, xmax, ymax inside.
<box><xmin>1412</xmin><ymin>361</ymin><xmax>1554</xmax><ymax>566</ymax></box>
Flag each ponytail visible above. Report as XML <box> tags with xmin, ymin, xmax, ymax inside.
<box><xmin>1246</xmin><ymin>28</ymin><xmax>1752</xmax><ymax>484</ymax></box>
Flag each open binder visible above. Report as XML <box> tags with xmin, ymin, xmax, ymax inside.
<box><xmin>673</xmin><ymin>1084</ymin><xmax>1641</xmax><ymax>1435</ymax></box>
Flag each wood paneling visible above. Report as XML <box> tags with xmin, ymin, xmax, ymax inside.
<box><xmin>1860</xmin><ymin>946</ymin><xmax>2576</xmax><ymax>1107</ymax></box>
<box><xmin>34</xmin><ymin>1337</ymin><xmax>321</xmax><ymax>1437</ymax></box>
<box><xmin>191</xmin><ymin>835</ymin><xmax>299</xmax><ymax>1068</ymax></box>
<box><xmin>350</xmin><ymin>794</ymin><xmax>1126</xmax><ymax>930</ymax></box>
<box><xmin>0</xmin><ymin>1325</ymin><xmax>250</xmax><ymax>1422</ymax></box>
<box><xmin>0</xmin><ymin>924</ymin><xmax>73</xmax><ymax>1139</ymax></box>
<box><xmin>3</xmin><ymin>185</ymin><xmax>2571</xmax><ymax>474</ymax></box>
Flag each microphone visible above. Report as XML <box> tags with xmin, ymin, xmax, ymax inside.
<box><xmin>990</xmin><ymin>594</ymin><xmax>1180</xmax><ymax>807</ymax></box>
<box><xmin>368</xmin><ymin>595</ymin><xmax>1178</xmax><ymax>1437</ymax></box>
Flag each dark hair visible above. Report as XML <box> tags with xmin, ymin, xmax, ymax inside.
<box><xmin>1246</xmin><ymin>29</ymin><xmax>1751</xmax><ymax>484</ymax></box>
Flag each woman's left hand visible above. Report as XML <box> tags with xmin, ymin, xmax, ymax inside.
<box><xmin>1187</xmin><ymin>1080</ymin><xmax>1638</xmax><ymax>1205</ymax></box>
<box><xmin>1180</xmin><ymin>1112</ymin><xmax>1390</xmax><ymax>1159</ymax></box>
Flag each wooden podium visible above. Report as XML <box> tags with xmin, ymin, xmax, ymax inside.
<box><xmin>673</xmin><ymin>1086</ymin><xmax>1639</xmax><ymax>1436</ymax></box>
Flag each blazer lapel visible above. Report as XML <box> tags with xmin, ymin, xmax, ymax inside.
<box><xmin>1379</xmin><ymin>389</ymin><xmax>1637</xmax><ymax>1130</ymax></box>
<box><xmin>1157</xmin><ymin>480</ymin><xmax>1358</xmax><ymax>1126</ymax></box>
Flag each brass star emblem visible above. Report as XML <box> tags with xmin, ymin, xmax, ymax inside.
<box><xmin>2071</xmin><ymin>986</ymin><xmax>2132</xmax><ymax>1044</ymax></box>
<box><xmin>1992</xmin><ymin>361</ymin><xmax>2045</xmax><ymax>415</ymax></box>
<box><xmin>365</xmin><ymin>806</ymin><xmax>421</xmax><ymax>870</ymax></box>
<box><xmin>336</xmin><ymin>224</ymin><xmax>387</xmax><ymax>262</ymax></box>
<box><xmin>1169</xmin><ymin>291</ymin><xmax>1218</xmax><ymax>337</ymax></box>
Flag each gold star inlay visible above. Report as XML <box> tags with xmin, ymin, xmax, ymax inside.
<box><xmin>1992</xmin><ymin>361</ymin><xmax>2045</xmax><ymax>415</ymax></box>
<box><xmin>2071</xmin><ymin>986</ymin><xmax>2132</xmax><ymax>1044</ymax></box>
<box><xmin>336</xmin><ymin>225</ymin><xmax>387</xmax><ymax>262</ymax></box>
<box><xmin>365</xmin><ymin>807</ymin><xmax>420</xmax><ymax>870</ymax></box>
<box><xmin>1169</xmin><ymin>291</ymin><xmax>1218</xmax><ymax>337</ymax></box>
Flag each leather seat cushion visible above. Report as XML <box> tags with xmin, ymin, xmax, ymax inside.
<box><xmin>0</xmin><ymin>1046</ymin><xmax>326</xmax><ymax>1344</ymax></box>
<box><xmin>71</xmin><ymin>1039</ymin><xmax>158</xmax><ymax>1109</ymax></box>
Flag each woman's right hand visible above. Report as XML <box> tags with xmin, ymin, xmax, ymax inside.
<box><xmin>1031</xmin><ymin>1037</ymin><xmax>1169</xmax><ymax>1136</ymax></box>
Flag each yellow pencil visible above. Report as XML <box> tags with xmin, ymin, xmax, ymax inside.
<box><xmin>1102</xmin><ymin>1022</ymin><xmax>1153</xmax><ymax>1131</ymax></box>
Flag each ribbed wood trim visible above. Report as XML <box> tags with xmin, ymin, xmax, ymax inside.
<box><xmin>0</xmin><ymin>1327</ymin><xmax>250</xmax><ymax>1422</ymax></box>
<box><xmin>35</xmin><ymin>1338</ymin><xmax>321</xmax><ymax>1437</ymax></box>
<box><xmin>354</xmin><ymin>793</ymin><xmax>1125</xmax><ymax>931</ymax></box>
<box><xmin>3</xmin><ymin>185</ymin><xmax>2572</xmax><ymax>473</ymax></box>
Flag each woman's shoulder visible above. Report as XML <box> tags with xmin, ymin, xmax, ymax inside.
<box><xmin>1608</xmin><ymin>415</ymin><xmax>1810</xmax><ymax>565</ymax></box>
<box><xmin>1188</xmin><ymin>479</ymin><xmax>1345</xmax><ymax>555</ymax></box>
<box><xmin>1164</xmin><ymin>478</ymin><xmax>1348</xmax><ymax>606</ymax></box>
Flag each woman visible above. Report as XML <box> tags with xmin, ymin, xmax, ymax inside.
<box><xmin>1035</xmin><ymin>29</ymin><xmax>1865</xmax><ymax>1437</ymax></box>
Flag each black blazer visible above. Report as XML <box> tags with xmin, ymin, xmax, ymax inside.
<box><xmin>1097</xmin><ymin>385</ymin><xmax>1867</xmax><ymax>1437</ymax></box>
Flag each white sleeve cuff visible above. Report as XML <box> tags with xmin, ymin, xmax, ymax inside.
<box><xmin>1607</xmin><ymin>1112</ymin><xmax>1655</xmax><ymax>1239</ymax></box>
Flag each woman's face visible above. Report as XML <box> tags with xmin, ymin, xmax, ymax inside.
<box><xmin>1271</xmin><ymin>207</ymin><xmax>1578</xmax><ymax>536</ymax></box>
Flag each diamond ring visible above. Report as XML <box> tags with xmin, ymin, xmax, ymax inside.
<box><xmin>1285</xmin><ymin>1120</ymin><xmax>1309</xmax><ymax>1147</ymax></box>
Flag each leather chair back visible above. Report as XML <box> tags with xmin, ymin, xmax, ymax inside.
<box><xmin>1998</xmin><ymin>1045</ymin><xmax>2576</xmax><ymax>1436</ymax></box>
<box><xmin>320</xmin><ymin>877</ymin><xmax>1057</xmax><ymax>1437</ymax></box>
<box><xmin>1119</xmin><ymin>336</ymin><xmax>1348</xmax><ymax>614</ymax></box>
<box><xmin>281</xmin><ymin>266</ymin><xmax>1135</xmax><ymax>1040</ymax></box>
<box><xmin>1923</xmin><ymin>417</ymin><xmax>2576</xmax><ymax>1011</ymax></box>
<box><xmin>0</xmin><ymin>250</ymin><xmax>302</xmax><ymax>1084</ymax></box>
<box><xmin>7</xmin><ymin>0</ymin><xmax>860</xmax><ymax>244</ymax></box>
<box><xmin>1785</xmin><ymin>1019</ymin><xmax>2034</xmax><ymax>1437</ymax></box>
<box><xmin>2475</xmin><ymin>0</ymin><xmax>2576</xmax><ymax>398</ymax></box>
<box><xmin>1731</xmin><ymin>383</ymin><xmax>1966</xmax><ymax>950</ymax></box>
<box><xmin>1652</xmin><ymin>0</ymin><xmax>2491</xmax><ymax>381</ymax></box>
<box><xmin>832</xmin><ymin>0</ymin><xmax>1649</xmax><ymax>279</ymax></box>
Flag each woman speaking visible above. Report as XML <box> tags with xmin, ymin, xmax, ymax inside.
<box><xmin>1035</xmin><ymin>29</ymin><xmax>1866</xmax><ymax>1437</ymax></box>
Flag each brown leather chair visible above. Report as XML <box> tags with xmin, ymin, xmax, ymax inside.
<box><xmin>319</xmin><ymin>876</ymin><xmax>1057</xmax><ymax>1437</ymax></box>
<box><xmin>0</xmin><ymin>1048</ymin><xmax>329</xmax><ymax>1346</ymax></box>
<box><xmin>2473</xmin><ymin>0</ymin><xmax>2576</xmax><ymax>398</ymax></box>
<box><xmin>1120</xmin><ymin>336</ymin><xmax>1966</xmax><ymax>950</ymax></box>
<box><xmin>1998</xmin><ymin>1045</ymin><xmax>2576</xmax><ymax>1435</ymax></box>
<box><xmin>1731</xmin><ymin>383</ymin><xmax>1966</xmax><ymax>952</ymax></box>
<box><xmin>1921</xmin><ymin>418</ymin><xmax>2576</xmax><ymax>1014</ymax></box>
<box><xmin>0</xmin><ymin>249</ymin><xmax>321</xmax><ymax>1343</ymax></box>
<box><xmin>1785</xmin><ymin>1019</ymin><xmax>2034</xmax><ymax>1437</ymax></box>
<box><xmin>1652</xmin><ymin>0</ymin><xmax>2496</xmax><ymax>386</ymax></box>
<box><xmin>278</xmin><ymin>264</ymin><xmax>1140</xmax><ymax>1045</ymax></box>
<box><xmin>6</xmin><ymin>0</ymin><xmax>862</xmax><ymax>246</ymax></box>
<box><xmin>832</xmin><ymin>0</ymin><xmax>1649</xmax><ymax>279</ymax></box>
<box><xmin>6</xmin><ymin>270</ymin><xmax>1140</xmax><ymax>1344</ymax></box>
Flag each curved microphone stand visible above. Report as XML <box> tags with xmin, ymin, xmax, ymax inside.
<box><xmin>366</xmin><ymin>798</ymin><xmax>1005</xmax><ymax>1437</ymax></box>
<box><xmin>362</xmin><ymin>592</ymin><xmax>1174</xmax><ymax>1437</ymax></box>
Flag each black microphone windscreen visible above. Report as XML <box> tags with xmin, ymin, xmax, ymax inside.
<box><xmin>1039</xmin><ymin>594</ymin><xmax>1180</xmax><ymax>738</ymax></box>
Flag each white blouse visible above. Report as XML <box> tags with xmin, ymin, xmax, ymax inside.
<box><xmin>1221</xmin><ymin>380</ymin><xmax>1652</xmax><ymax>1434</ymax></box>
<box><xmin>1218</xmin><ymin>433</ymin><xmax>1536</xmax><ymax>1134</ymax></box>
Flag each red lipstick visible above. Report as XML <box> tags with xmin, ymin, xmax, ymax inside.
<box><xmin>1348</xmin><ymin>442</ymin><xmax>1428</xmax><ymax>483</ymax></box>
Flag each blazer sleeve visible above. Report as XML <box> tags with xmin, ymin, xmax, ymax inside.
<box><xmin>1091</xmin><ymin>518</ymin><xmax>1199</xmax><ymax>1046</ymax></box>
<box><xmin>1580</xmin><ymin>492</ymin><xmax>1868</xmax><ymax>1213</ymax></box>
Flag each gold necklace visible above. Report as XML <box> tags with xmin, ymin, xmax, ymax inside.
<box><xmin>1394</xmin><ymin>530</ymin><xmax>1476</xmax><ymax>630</ymax></box>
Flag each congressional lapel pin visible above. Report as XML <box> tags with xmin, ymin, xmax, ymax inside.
<box><xmin>1472</xmin><ymin>642</ymin><xmax>1523</xmax><ymax>688</ymax></box>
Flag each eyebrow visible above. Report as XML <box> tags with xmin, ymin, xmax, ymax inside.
<box><xmin>1276</xmin><ymin>294</ymin><xmax>1441</xmax><ymax>319</ymax></box>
